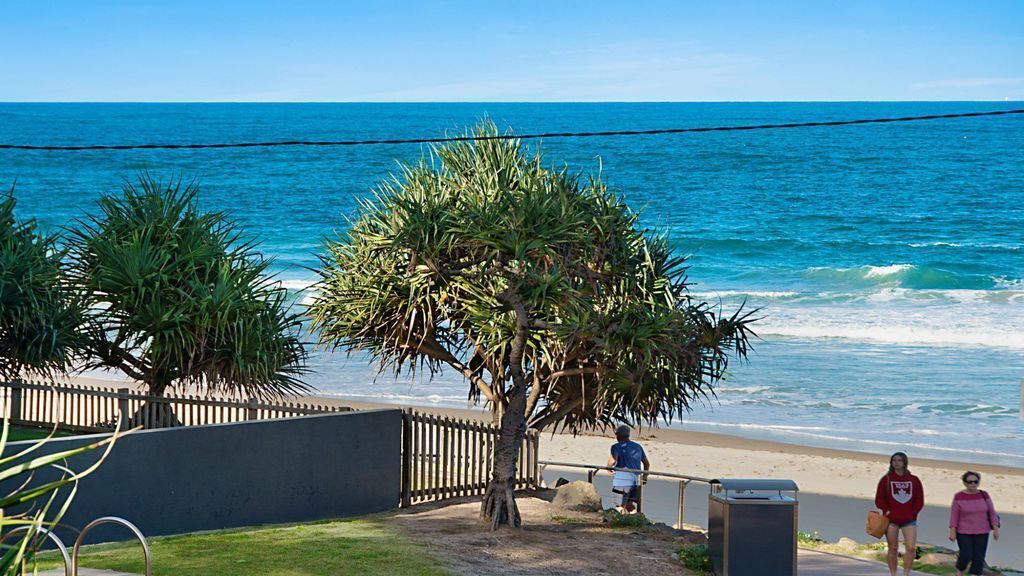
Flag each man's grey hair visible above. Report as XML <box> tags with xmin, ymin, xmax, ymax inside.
<box><xmin>615</xmin><ymin>425</ymin><xmax>631</xmax><ymax>438</ymax></box>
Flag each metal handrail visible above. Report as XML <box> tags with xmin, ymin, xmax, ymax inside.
<box><xmin>540</xmin><ymin>459</ymin><xmax>712</xmax><ymax>528</ymax></box>
<box><xmin>540</xmin><ymin>460</ymin><xmax>712</xmax><ymax>483</ymax></box>
<box><xmin>0</xmin><ymin>526</ymin><xmax>72</xmax><ymax>576</ymax></box>
<box><xmin>72</xmin><ymin>516</ymin><xmax>151</xmax><ymax>576</ymax></box>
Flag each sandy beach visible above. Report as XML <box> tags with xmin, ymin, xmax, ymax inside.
<box><xmin>64</xmin><ymin>374</ymin><xmax>1024</xmax><ymax>568</ymax></box>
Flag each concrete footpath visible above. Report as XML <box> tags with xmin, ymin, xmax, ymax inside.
<box><xmin>798</xmin><ymin>549</ymin><xmax>891</xmax><ymax>575</ymax></box>
<box><xmin>546</xmin><ymin>467</ymin><xmax>1022</xmax><ymax>573</ymax></box>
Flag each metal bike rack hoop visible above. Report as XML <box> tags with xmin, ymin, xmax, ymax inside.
<box><xmin>0</xmin><ymin>526</ymin><xmax>72</xmax><ymax>576</ymax></box>
<box><xmin>72</xmin><ymin>516</ymin><xmax>151</xmax><ymax>576</ymax></box>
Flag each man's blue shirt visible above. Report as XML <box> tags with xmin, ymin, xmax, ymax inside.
<box><xmin>610</xmin><ymin>440</ymin><xmax>646</xmax><ymax>486</ymax></box>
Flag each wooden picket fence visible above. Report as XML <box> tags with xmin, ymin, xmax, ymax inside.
<box><xmin>400</xmin><ymin>410</ymin><xmax>540</xmax><ymax>506</ymax></box>
<box><xmin>0</xmin><ymin>379</ymin><xmax>351</xmax><ymax>433</ymax></box>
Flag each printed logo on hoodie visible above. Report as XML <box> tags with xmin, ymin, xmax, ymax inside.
<box><xmin>891</xmin><ymin>480</ymin><xmax>913</xmax><ymax>504</ymax></box>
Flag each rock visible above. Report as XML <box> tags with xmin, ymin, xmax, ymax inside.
<box><xmin>650</xmin><ymin>522</ymin><xmax>709</xmax><ymax>546</ymax></box>
<box><xmin>652</xmin><ymin>523</ymin><xmax>679</xmax><ymax>536</ymax></box>
<box><xmin>919</xmin><ymin>552</ymin><xmax>957</xmax><ymax>567</ymax></box>
<box><xmin>678</xmin><ymin>531</ymin><xmax>709</xmax><ymax>546</ymax></box>
<box><xmin>836</xmin><ymin>537</ymin><xmax>860</xmax><ymax>551</ymax></box>
<box><xmin>552</xmin><ymin>481</ymin><xmax>603</xmax><ymax>512</ymax></box>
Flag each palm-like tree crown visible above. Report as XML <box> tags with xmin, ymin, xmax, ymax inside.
<box><xmin>66</xmin><ymin>176</ymin><xmax>308</xmax><ymax>399</ymax></box>
<box><xmin>311</xmin><ymin>124</ymin><xmax>754</xmax><ymax>432</ymax></box>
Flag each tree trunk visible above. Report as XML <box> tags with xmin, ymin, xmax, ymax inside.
<box><xmin>129</xmin><ymin>379</ymin><xmax>181</xmax><ymax>429</ymax></box>
<box><xmin>480</xmin><ymin>383</ymin><xmax>527</xmax><ymax>529</ymax></box>
<box><xmin>129</xmin><ymin>401</ymin><xmax>181</xmax><ymax>429</ymax></box>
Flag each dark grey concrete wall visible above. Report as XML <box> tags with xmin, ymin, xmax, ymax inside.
<box><xmin>3</xmin><ymin>409</ymin><xmax>401</xmax><ymax>545</ymax></box>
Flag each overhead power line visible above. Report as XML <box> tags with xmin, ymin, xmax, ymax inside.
<box><xmin>1</xmin><ymin>108</ymin><xmax>1021</xmax><ymax>152</ymax></box>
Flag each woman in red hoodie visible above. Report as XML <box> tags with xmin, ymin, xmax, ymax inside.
<box><xmin>875</xmin><ymin>452</ymin><xmax>925</xmax><ymax>576</ymax></box>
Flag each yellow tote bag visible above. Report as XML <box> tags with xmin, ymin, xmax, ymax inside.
<box><xmin>866</xmin><ymin>510</ymin><xmax>890</xmax><ymax>538</ymax></box>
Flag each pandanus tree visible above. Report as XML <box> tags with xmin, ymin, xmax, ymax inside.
<box><xmin>65</xmin><ymin>176</ymin><xmax>309</xmax><ymax>424</ymax></box>
<box><xmin>0</xmin><ymin>193</ymin><xmax>87</xmax><ymax>380</ymax></box>
<box><xmin>310</xmin><ymin>124</ymin><xmax>755</xmax><ymax>529</ymax></box>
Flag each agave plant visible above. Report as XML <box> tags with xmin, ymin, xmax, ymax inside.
<box><xmin>0</xmin><ymin>419</ymin><xmax>118</xmax><ymax>575</ymax></box>
<box><xmin>0</xmin><ymin>192</ymin><xmax>88</xmax><ymax>380</ymax></box>
<box><xmin>65</xmin><ymin>175</ymin><xmax>309</xmax><ymax>424</ymax></box>
<box><xmin>310</xmin><ymin>122</ymin><xmax>755</xmax><ymax>529</ymax></box>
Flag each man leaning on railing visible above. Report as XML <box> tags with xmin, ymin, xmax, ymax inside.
<box><xmin>607</xmin><ymin>425</ymin><xmax>650</xmax><ymax>514</ymax></box>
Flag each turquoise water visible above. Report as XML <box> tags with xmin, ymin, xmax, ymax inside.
<box><xmin>2</xmin><ymin>102</ymin><xmax>1022</xmax><ymax>465</ymax></box>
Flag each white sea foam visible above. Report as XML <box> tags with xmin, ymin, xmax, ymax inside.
<box><xmin>679</xmin><ymin>420</ymin><xmax>834</xmax><ymax>432</ymax></box>
<box><xmin>994</xmin><ymin>276</ymin><xmax>1024</xmax><ymax>290</ymax></box>
<box><xmin>758</xmin><ymin>322</ymin><xmax>1024</xmax><ymax>349</ymax></box>
<box><xmin>316</xmin><ymin>391</ymin><xmax>463</xmax><ymax>404</ymax></box>
<box><xmin>898</xmin><ymin>428</ymin><xmax>944</xmax><ymax>436</ymax></box>
<box><xmin>279</xmin><ymin>279</ymin><xmax>317</xmax><ymax>291</ymax></box>
<box><xmin>689</xmin><ymin>290</ymin><xmax>800</xmax><ymax>299</ymax></box>
<box><xmin>701</xmin><ymin>286</ymin><xmax>1024</xmax><ymax>305</ymax></box>
<box><xmin>864</xmin><ymin>263</ymin><xmax>914</xmax><ymax>277</ymax></box>
<box><xmin>909</xmin><ymin>241</ymin><xmax>962</xmax><ymax>248</ymax></box>
<box><xmin>805</xmin><ymin>263</ymin><xmax>914</xmax><ymax>278</ymax></box>
<box><xmin>715</xmin><ymin>385</ymin><xmax>773</xmax><ymax>394</ymax></box>
<box><xmin>909</xmin><ymin>241</ymin><xmax>1021</xmax><ymax>250</ymax></box>
<box><xmin>754</xmin><ymin>286</ymin><xmax>1024</xmax><ymax>348</ymax></box>
<box><xmin>296</xmin><ymin>280</ymin><xmax>1024</xmax><ymax>348</ymax></box>
<box><xmin>284</xmin><ymin>266</ymin><xmax>1024</xmax><ymax>349</ymax></box>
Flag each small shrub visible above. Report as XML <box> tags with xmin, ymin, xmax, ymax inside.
<box><xmin>677</xmin><ymin>545</ymin><xmax>713</xmax><ymax>573</ymax></box>
<box><xmin>601</xmin><ymin>509</ymin><xmax>651</xmax><ymax>528</ymax></box>
<box><xmin>797</xmin><ymin>531</ymin><xmax>825</xmax><ymax>544</ymax></box>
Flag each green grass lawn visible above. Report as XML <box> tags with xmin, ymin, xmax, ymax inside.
<box><xmin>30</xmin><ymin>517</ymin><xmax>450</xmax><ymax>576</ymax></box>
<box><xmin>3</xmin><ymin>425</ymin><xmax>72</xmax><ymax>443</ymax></box>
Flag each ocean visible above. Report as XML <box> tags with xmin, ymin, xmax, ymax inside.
<box><xmin>2</xmin><ymin>102</ymin><xmax>1022</xmax><ymax>466</ymax></box>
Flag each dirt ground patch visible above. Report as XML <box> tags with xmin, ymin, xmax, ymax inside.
<box><xmin>391</xmin><ymin>491</ymin><xmax>701</xmax><ymax>576</ymax></box>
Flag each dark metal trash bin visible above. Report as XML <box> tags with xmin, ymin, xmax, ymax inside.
<box><xmin>708</xmin><ymin>478</ymin><xmax>799</xmax><ymax>576</ymax></box>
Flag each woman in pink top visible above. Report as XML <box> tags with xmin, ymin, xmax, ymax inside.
<box><xmin>949</xmin><ymin>471</ymin><xmax>1001</xmax><ymax>576</ymax></box>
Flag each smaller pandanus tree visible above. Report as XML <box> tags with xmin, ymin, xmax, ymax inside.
<box><xmin>65</xmin><ymin>175</ymin><xmax>309</xmax><ymax>425</ymax></box>
<box><xmin>310</xmin><ymin>123</ymin><xmax>755</xmax><ymax>530</ymax></box>
<box><xmin>0</xmin><ymin>192</ymin><xmax>89</xmax><ymax>381</ymax></box>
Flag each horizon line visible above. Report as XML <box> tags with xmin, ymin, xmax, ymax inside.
<box><xmin>1</xmin><ymin>99</ymin><xmax>1022</xmax><ymax>105</ymax></box>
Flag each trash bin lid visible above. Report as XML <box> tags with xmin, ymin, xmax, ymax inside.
<box><xmin>709</xmin><ymin>478</ymin><xmax>799</xmax><ymax>492</ymax></box>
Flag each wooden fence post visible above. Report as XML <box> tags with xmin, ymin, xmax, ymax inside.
<box><xmin>9</xmin><ymin>379</ymin><xmax>24</xmax><ymax>425</ymax></box>
<box><xmin>246</xmin><ymin>399</ymin><xmax>258</xmax><ymax>420</ymax></box>
<box><xmin>117</xmin><ymin>388</ymin><xmax>130</xmax><ymax>431</ymax></box>
<box><xmin>401</xmin><ymin>407</ymin><xmax>413</xmax><ymax>506</ymax></box>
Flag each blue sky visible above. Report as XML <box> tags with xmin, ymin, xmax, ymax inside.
<box><xmin>2</xmin><ymin>0</ymin><xmax>1022</xmax><ymax>102</ymax></box>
